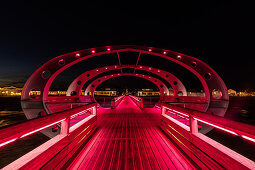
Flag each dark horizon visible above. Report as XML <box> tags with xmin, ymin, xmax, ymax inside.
<box><xmin>0</xmin><ymin>1</ymin><xmax>254</xmax><ymax>91</ymax></box>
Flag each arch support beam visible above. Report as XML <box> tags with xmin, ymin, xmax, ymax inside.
<box><xmin>66</xmin><ymin>65</ymin><xmax>186</xmax><ymax>97</ymax></box>
<box><xmin>85</xmin><ymin>73</ymin><xmax>169</xmax><ymax>99</ymax></box>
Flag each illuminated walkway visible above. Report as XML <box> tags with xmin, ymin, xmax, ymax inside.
<box><xmin>68</xmin><ymin>96</ymin><xmax>194</xmax><ymax>169</ymax></box>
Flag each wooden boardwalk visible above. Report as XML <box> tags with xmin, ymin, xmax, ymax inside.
<box><xmin>68</xmin><ymin>96</ymin><xmax>195</xmax><ymax>170</ymax></box>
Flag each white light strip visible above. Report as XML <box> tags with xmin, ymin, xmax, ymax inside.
<box><xmin>164</xmin><ymin>107</ymin><xmax>188</xmax><ymax>117</ymax></box>
<box><xmin>0</xmin><ymin>138</ymin><xmax>18</xmax><ymax>147</ymax></box>
<box><xmin>20</xmin><ymin>119</ymin><xmax>66</xmax><ymax>138</ymax></box>
<box><xmin>194</xmin><ymin>118</ymin><xmax>238</xmax><ymax>136</ymax></box>
<box><xmin>242</xmin><ymin>135</ymin><xmax>255</xmax><ymax>143</ymax></box>
<box><xmin>71</xmin><ymin>108</ymin><xmax>92</xmax><ymax>119</ymax></box>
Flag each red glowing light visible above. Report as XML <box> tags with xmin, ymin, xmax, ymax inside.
<box><xmin>177</xmin><ymin>55</ymin><xmax>182</xmax><ymax>60</ymax></box>
<box><xmin>157</xmin><ymin>70</ymin><xmax>160</xmax><ymax>72</ymax></box>
<box><xmin>96</xmin><ymin>69</ymin><xmax>99</xmax><ymax>72</ymax></box>
<box><xmin>75</xmin><ymin>53</ymin><xmax>80</xmax><ymax>57</ymax></box>
<box><xmin>91</xmin><ymin>50</ymin><xmax>95</xmax><ymax>53</ymax></box>
<box><xmin>149</xmin><ymin>67</ymin><xmax>152</xmax><ymax>70</ymax></box>
<box><xmin>111</xmin><ymin>75</ymin><xmax>113</xmax><ymax>77</ymax></box>
<box><xmin>105</xmin><ymin>67</ymin><xmax>108</xmax><ymax>70</ymax></box>
<box><xmin>107</xmin><ymin>48</ymin><xmax>111</xmax><ymax>51</ymax></box>
<box><xmin>139</xmin><ymin>66</ymin><xmax>143</xmax><ymax>68</ymax></box>
<box><xmin>163</xmin><ymin>51</ymin><xmax>167</xmax><ymax>55</ymax></box>
<box><xmin>148</xmin><ymin>48</ymin><xmax>152</xmax><ymax>52</ymax></box>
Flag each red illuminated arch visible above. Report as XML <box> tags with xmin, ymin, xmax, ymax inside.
<box><xmin>21</xmin><ymin>45</ymin><xmax>229</xmax><ymax>120</ymax></box>
<box><xmin>66</xmin><ymin>65</ymin><xmax>186</xmax><ymax>97</ymax></box>
<box><xmin>84</xmin><ymin>73</ymin><xmax>169</xmax><ymax>97</ymax></box>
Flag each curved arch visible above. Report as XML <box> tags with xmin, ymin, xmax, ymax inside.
<box><xmin>21</xmin><ymin>45</ymin><xmax>228</xmax><ymax>119</ymax></box>
<box><xmin>85</xmin><ymin>73</ymin><xmax>169</xmax><ymax>98</ymax></box>
<box><xmin>66</xmin><ymin>65</ymin><xmax>186</xmax><ymax>97</ymax></box>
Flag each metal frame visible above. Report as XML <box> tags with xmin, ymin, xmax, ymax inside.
<box><xmin>21</xmin><ymin>45</ymin><xmax>229</xmax><ymax>120</ymax></box>
<box><xmin>84</xmin><ymin>73</ymin><xmax>169</xmax><ymax>97</ymax></box>
<box><xmin>66</xmin><ymin>65</ymin><xmax>186</xmax><ymax>97</ymax></box>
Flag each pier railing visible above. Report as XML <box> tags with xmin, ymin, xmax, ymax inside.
<box><xmin>111</xmin><ymin>95</ymin><xmax>125</xmax><ymax>109</ymax></box>
<box><xmin>129</xmin><ymin>95</ymin><xmax>143</xmax><ymax>108</ymax></box>
<box><xmin>0</xmin><ymin>103</ymin><xmax>97</xmax><ymax>169</ymax></box>
<box><xmin>159</xmin><ymin>103</ymin><xmax>255</xmax><ymax>169</ymax></box>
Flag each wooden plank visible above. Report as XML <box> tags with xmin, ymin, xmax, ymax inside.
<box><xmin>17</xmin><ymin>116</ymin><xmax>96</xmax><ymax>169</ymax></box>
<box><xmin>101</xmin><ymin>118</ymin><xmax>121</xmax><ymax>169</ymax></box>
<box><xmin>135</xmin><ymin>119</ymin><xmax>160</xmax><ymax>169</ymax></box>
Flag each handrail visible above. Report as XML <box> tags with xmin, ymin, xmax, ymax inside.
<box><xmin>111</xmin><ymin>95</ymin><xmax>125</xmax><ymax>109</ymax></box>
<box><xmin>0</xmin><ymin>103</ymin><xmax>97</xmax><ymax>148</ymax></box>
<box><xmin>160</xmin><ymin>103</ymin><xmax>255</xmax><ymax>141</ymax></box>
<box><xmin>159</xmin><ymin>103</ymin><xmax>255</xmax><ymax>169</ymax></box>
<box><xmin>129</xmin><ymin>95</ymin><xmax>143</xmax><ymax>108</ymax></box>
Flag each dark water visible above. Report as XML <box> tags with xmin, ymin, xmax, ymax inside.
<box><xmin>0</xmin><ymin>96</ymin><xmax>255</xmax><ymax>167</ymax></box>
<box><xmin>225</xmin><ymin>96</ymin><xmax>255</xmax><ymax>125</ymax></box>
<box><xmin>0</xmin><ymin>97</ymin><xmax>26</xmax><ymax>128</ymax></box>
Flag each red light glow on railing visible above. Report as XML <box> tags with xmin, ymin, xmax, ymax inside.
<box><xmin>163</xmin><ymin>105</ymin><xmax>255</xmax><ymax>143</ymax></box>
<box><xmin>20</xmin><ymin>119</ymin><xmax>66</xmax><ymax>138</ymax></box>
<box><xmin>91</xmin><ymin>50</ymin><xmax>95</xmax><ymax>53</ymax></box>
<box><xmin>129</xmin><ymin>95</ymin><xmax>140</xmax><ymax>102</ymax></box>
<box><xmin>177</xmin><ymin>55</ymin><xmax>182</xmax><ymax>60</ymax></box>
<box><xmin>107</xmin><ymin>48</ymin><xmax>111</xmax><ymax>51</ymax></box>
<box><xmin>194</xmin><ymin>118</ymin><xmax>238</xmax><ymax>136</ymax></box>
<box><xmin>148</xmin><ymin>48</ymin><xmax>152</xmax><ymax>52</ymax></box>
<box><xmin>164</xmin><ymin>107</ymin><xmax>189</xmax><ymax>117</ymax></box>
<box><xmin>0</xmin><ymin>138</ymin><xmax>18</xmax><ymax>148</ymax></box>
<box><xmin>75</xmin><ymin>53</ymin><xmax>80</xmax><ymax>57</ymax></box>
<box><xmin>71</xmin><ymin>108</ymin><xmax>93</xmax><ymax>119</ymax></box>
<box><xmin>163</xmin><ymin>51</ymin><xmax>167</xmax><ymax>55</ymax></box>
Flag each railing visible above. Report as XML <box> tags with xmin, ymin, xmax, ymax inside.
<box><xmin>45</xmin><ymin>96</ymin><xmax>93</xmax><ymax>113</ymax></box>
<box><xmin>129</xmin><ymin>95</ymin><xmax>143</xmax><ymax>108</ymax></box>
<box><xmin>111</xmin><ymin>95</ymin><xmax>125</xmax><ymax>109</ymax></box>
<box><xmin>95</xmin><ymin>96</ymin><xmax>115</xmax><ymax>108</ymax></box>
<box><xmin>142</xmin><ymin>96</ymin><xmax>160</xmax><ymax>108</ymax></box>
<box><xmin>161</xmin><ymin>96</ymin><xmax>209</xmax><ymax>111</ymax></box>
<box><xmin>0</xmin><ymin>103</ymin><xmax>97</xmax><ymax>169</ymax></box>
<box><xmin>159</xmin><ymin>103</ymin><xmax>255</xmax><ymax>169</ymax></box>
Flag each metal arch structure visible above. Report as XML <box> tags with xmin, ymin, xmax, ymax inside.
<box><xmin>66</xmin><ymin>65</ymin><xmax>186</xmax><ymax>97</ymax></box>
<box><xmin>21</xmin><ymin>45</ymin><xmax>229</xmax><ymax>121</ymax></box>
<box><xmin>84</xmin><ymin>73</ymin><xmax>169</xmax><ymax>98</ymax></box>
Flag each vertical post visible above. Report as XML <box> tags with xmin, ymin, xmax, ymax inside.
<box><xmin>161</xmin><ymin>106</ymin><xmax>166</xmax><ymax>115</ymax></box>
<box><xmin>61</xmin><ymin>117</ymin><xmax>70</xmax><ymax>135</ymax></box>
<box><xmin>189</xmin><ymin>115</ymin><xmax>198</xmax><ymax>133</ymax></box>
<box><xmin>140</xmin><ymin>98</ymin><xmax>143</xmax><ymax>108</ymax></box>
<box><xmin>92</xmin><ymin>106</ymin><xmax>97</xmax><ymax>115</ymax></box>
<box><xmin>111</xmin><ymin>98</ymin><xmax>115</xmax><ymax>109</ymax></box>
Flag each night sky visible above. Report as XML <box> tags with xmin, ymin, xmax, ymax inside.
<box><xmin>0</xmin><ymin>1</ymin><xmax>254</xmax><ymax>91</ymax></box>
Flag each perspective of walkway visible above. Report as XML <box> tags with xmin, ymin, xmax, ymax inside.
<box><xmin>68</xmin><ymin>96</ymin><xmax>195</xmax><ymax>169</ymax></box>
